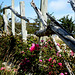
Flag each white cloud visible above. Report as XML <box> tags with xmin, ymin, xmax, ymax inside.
<box><xmin>49</xmin><ymin>0</ymin><xmax>68</xmax><ymax>11</ymax></box>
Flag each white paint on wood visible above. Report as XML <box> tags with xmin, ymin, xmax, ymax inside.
<box><xmin>11</xmin><ymin>0</ymin><xmax>15</xmax><ymax>35</ymax></box>
<box><xmin>51</xmin><ymin>35</ymin><xmax>62</xmax><ymax>52</ymax></box>
<box><xmin>40</xmin><ymin>0</ymin><xmax>48</xmax><ymax>23</ymax></box>
<box><xmin>40</xmin><ymin>0</ymin><xmax>48</xmax><ymax>42</ymax></box>
<box><xmin>20</xmin><ymin>1</ymin><xmax>27</xmax><ymax>42</ymax></box>
<box><xmin>3</xmin><ymin>6</ymin><xmax>9</xmax><ymax>35</ymax></box>
<box><xmin>39</xmin><ymin>0</ymin><xmax>48</xmax><ymax>59</ymax></box>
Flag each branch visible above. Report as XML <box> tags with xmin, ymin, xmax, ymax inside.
<box><xmin>31</xmin><ymin>2</ymin><xmax>75</xmax><ymax>51</ymax></box>
<box><xmin>35</xmin><ymin>23</ymin><xmax>75</xmax><ymax>52</ymax></box>
<box><xmin>34</xmin><ymin>25</ymin><xmax>55</xmax><ymax>37</ymax></box>
<box><xmin>3</xmin><ymin>6</ymin><xmax>29</xmax><ymax>22</ymax></box>
<box><xmin>31</xmin><ymin>2</ymin><xmax>47</xmax><ymax>27</ymax></box>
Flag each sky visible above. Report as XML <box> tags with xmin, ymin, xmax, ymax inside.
<box><xmin>0</xmin><ymin>0</ymin><xmax>74</xmax><ymax>22</ymax></box>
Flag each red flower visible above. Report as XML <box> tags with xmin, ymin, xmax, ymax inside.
<box><xmin>65</xmin><ymin>72</ymin><xmax>68</xmax><ymax>75</ymax></box>
<box><xmin>71</xmin><ymin>50</ymin><xmax>74</xmax><ymax>56</ymax></box>
<box><xmin>20</xmin><ymin>51</ymin><xmax>24</xmax><ymax>53</ymax></box>
<box><xmin>52</xmin><ymin>59</ymin><xmax>56</xmax><ymax>63</ymax></box>
<box><xmin>29</xmin><ymin>43</ymin><xmax>35</xmax><ymax>52</ymax></box>
<box><xmin>59</xmin><ymin>54</ymin><xmax>61</xmax><ymax>57</ymax></box>
<box><xmin>49</xmin><ymin>58</ymin><xmax>52</xmax><ymax>62</ymax></box>
<box><xmin>41</xmin><ymin>40</ymin><xmax>44</xmax><ymax>42</ymax></box>
<box><xmin>1</xmin><ymin>67</ymin><xmax>5</xmax><ymax>70</ymax></box>
<box><xmin>58</xmin><ymin>63</ymin><xmax>62</xmax><ymax>66</ymax></box>
<box><xmin>49</xmin><ymin>72</ymin><xmax>51</xmax><ymax>75</ymax></box>
<box><xmin>39</xmin><ymin>59</ymin><xmax>42</xmax><ymax>62</ymax></box>
<box><xmin>51</xmin><ymin>65</ymin><xmax>54</xmax><ymax>67</ymax></box>
<box><xmin>27</xmin><ymin>60</ymin><xmax>30</xmax><ymax>62</ymax></box>
<box><xmin>36</xmin><ymin>44</ymin><xmax>39</xmax><ymax>47</ymax></box>
<box><xmin>59</xmin><ymin>73</ymin><xmax>64</xmax><ymax>75</ymax></box>
<box><xmin>50</xmin><ymin>47</ymin><xmax>52</xmax><ymax>49</ymax></box>
<box><xmin>57</xmin><ymin>43</ymin><xmax>60</xmax><ymax>46</ymax></box>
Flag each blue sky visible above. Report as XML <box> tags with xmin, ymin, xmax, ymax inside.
<box><xmin>0</xmin><ymin>0</ymin><xmax>74</xmax><ymax>22</ymax></box>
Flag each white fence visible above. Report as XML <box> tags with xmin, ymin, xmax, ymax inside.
<box><xmin>3</xmin><ymin>0</ymin><xmax>29</xmax><ymax>42</ymax></box>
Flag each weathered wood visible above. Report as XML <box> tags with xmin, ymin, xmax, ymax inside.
<box><xmin>20</xmin><ymin>1</ymin><xmax>27</xmax><ymax>42</ymax></box>
<box><xmin>34</xmin><ymin>25</ymin><xmax>55</xmax><ymax>37</ymax></box>
<box><xmin>31</xmin><ymin>2</ymin><xmax>47</xmax><ymax>27</ymax></box>
<box><xmin>31</xmin><ymin>2</ymin><xmax>75</xmax><ymax>52</ymax></box>
<box><xmin>3</xmin><ymin>6</ymin><xmax>9</xmax><ymax>35</ymax></box>
<box><xmin>51</xmin><ymin>35</ymin><xmax>74</xmax><ymax>75</ymax></box>
<box><xmin>3</xmin><ymin>6</ymin><xmax>29</xmax><ymax>22</ymax></box>
<box><xmin>69</xmin><ymin>0</ymin><xmax>75</xmax><ymax>12</ymax></box>
<box><xmin>40</xmin><ymin>0</ymin><xmax>48</xmax><ymax>29</ymax></box>
<box><xmin>39</xmin><ymin>0</ymin><xmax>48</xmax><ymax>42</ymax></box>
<box><xmin>11</xmin><ymin>0</ymin><xmax>15</xmax><ymax>36</ymax></box>
<box><xmin>51</xmin><ymin>35</ymin><xmax>62</xmax><ymax>52</ymax></box>
<box><xmin>64</xmin><ymin>60</ymin><xmax>74</xmax><ymax>75</ymax></box>
<box><xmin>46</xmin><ymin>13</ymin><xmax>73</xmax><ymax>36</ymax></box>
<box><xmin>35</xmin><ymin>23</ymin><xmax>75</xmax><ymax>52</ymax></box>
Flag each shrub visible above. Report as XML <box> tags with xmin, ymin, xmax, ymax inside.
<box><xmin>0</xmin><ymin>34</ymin><xmax>75</xmax><ymax>75</ymax></box>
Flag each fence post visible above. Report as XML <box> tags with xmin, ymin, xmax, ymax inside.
<box><xmin>20</xmin><ymin>1</ymin><xmax>27</xmax><ymax>42</ymax></box>
<box><xmin>3</xmin><ymin>5</ymin><xmax>9</xmax><ymax>35</ymax></box>
<box><xmin>40</xmin><ymin>0</ymin><xmax>48</xmax><ymax>42</ymax></box>
<box><xmin>11</xmin><ymin>0</ymin><xmax>15</xmax><ymax>36</ymax></box>
<box><xmin>39</xmin><ymin>0</ymin><xmax>48</xmax><ymax>59</ymax></box>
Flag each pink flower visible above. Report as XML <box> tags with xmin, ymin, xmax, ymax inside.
<box><xmin>1</xmin><ymin>67</ymin><xmax>5</xmax><ymax>70</ymax></box>
<box><xmin>52</xmin><ymin>59</ymin><xmax>56</xmax><ymax>63</ymax></box>
<box><xmin>32</xmin><ymin>43</ymin><xmax>35</xmax><ymax>46</ymax></box>
<box><xmin>65</xmin><ymin>72</ymin><xmax>68</xmax><ymax>75</ymax></box>
<box><xmin>45</xmin><ymin>45</ymin><xmax>47</xmax><ymax>47</ymax></box>
<box><xmin>39</xmin><ymin>59</ymin><xmax>42</xmax><ymax>62</ymax></box>
<box><xmin>51</xmin><ymin>65</ymin><xmax>54</xmax><ymax>67</ymax></box>
<box><xmin>24</xmin><ymin>58</ymin><xmax>27</xmax><ymax>60</ymax></box>
<box><xmin>59</xmin><ymin>54</ymin><xmax>61</xmax><ymax>57</ymax></box>
<box><xmin>29</xmin><ymin>43</ymin><xmax>35</xmax><ymax>52</ymax></box>
<box><xmin>41</xmin><ymin>40</ymin><xmax>44</xmax><ymax>42</ymax></box>
<box><xmin>60</xmin><ymin>73</ymin><xmax>64</xmax><ymax>75</ymax></box>
<box><xmin>56</xmin><ymin>53</ymin><xmax>59</xmax><ymax>56</ymax></box>
<box><xmin>20</xmin><ymin>63</ymin><xmax>23</xmax><ymax>65</ymax></box>
<box><xmin>71</xmin><ymin>50</ymin><xmax>74</xmax><ymax>56</ymax></box>
<box><xmin>50</xmin><ymin>47</ymin><xmax>52</xmax><ymax>49</ymax></box>
<box><xmin>49</xmin><ymin>72</ymin><xmax>51</xmax><ymax>75</ymax></box>
<box><xmin>20</xmin><ymin>51</ymin><xmax>24</xmax><ymax>53</ymax></box>
<box><xmin>57</xmin><ymin>43</ymin><xmax>60</xmax><ymax>46</ymax></box>
<box><xmin>14</xmin><ymin>69</ymin><xmax>18</xmax><ymax>72</ymax></box>
<box><xmin>45</xmin><ymin>42</ymin><xmax>47</xmax><ymax>44</ymax></box>
<box><xmin>27</xmin><ymin>60</ymin><xmax>30</xmax><ymax>62</ymax></box>
<box><xmin>58</xmin><ymin>63</ymin><xmax>62</xmax><ymax>66</ymax></box>
<box><xmin>58</xmin><ymin>51</ymin><xmax>60</xmax><ymax>53</ymax></box>
<box><xmin>36</xmin><ymin>44</ymin><xmax>39</xmax><ymax>47</ymax></box>
<box><xmin>48</xmin><ymin>40</ymin><xmax>50</xmax><ymax>42</ymax></box>
<box><xmin>56</xmin><ymin>51</ymin><xmax>61</xmax><ymax>56</ymax></box>
<box><xmin>49</xmin><ymin>58</ymin><xmax>52</xmax><ymax>62</ymax></box>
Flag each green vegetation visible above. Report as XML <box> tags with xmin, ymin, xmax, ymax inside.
<box><xmin>0</xmin><ymin>34</ymin><xmax>75</xmax><ymax>75</ymax></box>
<box><xmin>0</xmin><ymin>1</ymin><xmax>75</xmax><ymax>74</ymax></box>
<box><xmin>58</xmin><ymin>15</ymin><xmax>75</xmax><ymax>34</ymax></box>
